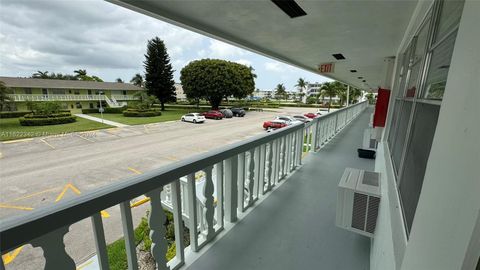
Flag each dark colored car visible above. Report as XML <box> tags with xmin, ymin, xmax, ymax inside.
<box><xmin>304</xmin><ymin>113</ymin><xmax>319</xmax><ymax>119</ymax></box>
<box><xmin>202</xmin><ymin>110</ymin><xmax>224</xmax><ymax>120</ymax></box>
<box><xmin>231</xmin><ymin>108</ymin><xmax>246</xmax><ymax>117</ymax></box>
<box><xmin>220</xmin><ymin>109</ymin><xmax>233</xmax><ymax>118</ymax></box>
<box><xmin>263</xmin><ymin>120</ymin><xmax>287</xmax><ymax>130</ymax></box>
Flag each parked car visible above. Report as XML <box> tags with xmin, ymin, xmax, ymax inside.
<box><xmin>274</xmin><ymin>116</ymin><xmax>302</xmax><ymax>125</ymax></box>
<box><xmin>263</xmin><ymin>120</ymin><xmax>288</xmax><ymax>131</ymax></box>
<box><xmin>181</xmin><ymin>113</ymin><xmax>205</xmax><ymax>123</ymax></box>
<box><xmin>293</xmin><ymin>115</ymin><xmax>312</xmax><ymax>123</ymax></box>
<box><xmin>202</xmin><ymin>110</ymin><xmax>224</xmax><ymax>120</ymax></box>
<box><xmin>304</xmin><ymin>113</ymin><xmax>319</xmax><ymax>119</ymax></box>
<box><xmin>220</xmin><ymin>109</ymin><xmax>233</xmax><ymax>118</ymax></box>
<box><xmin>231</xmin><ymin>108</ymin><xmax>246</xmax><ymax>117</ymax></box>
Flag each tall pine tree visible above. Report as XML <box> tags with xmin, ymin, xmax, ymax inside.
<box><xmin>144</xmin><ymin>37</ymin><xmax>176</xmax><ymax>111</ymax></box>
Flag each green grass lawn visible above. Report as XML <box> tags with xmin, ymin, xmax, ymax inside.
<box><xmin>88</xmin><ymin>109</ymin><xmax>191</xmax><ymax>125</ymax></box>
<box><xmin>0</xmin><ymin>117</ymin><xmax>113</xmax><ymax>141</ymax></box>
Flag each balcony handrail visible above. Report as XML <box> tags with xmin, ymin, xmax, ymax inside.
<box><xmin>0</xmin><ymin>100</ymin><xmax>367</xmax><ymax>269</ymax></box>
<box><xmin>0</xmin><ymin>122</ymin><xmax>304</xmax><ymax>253</ymax></box>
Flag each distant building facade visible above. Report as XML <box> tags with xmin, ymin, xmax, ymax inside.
<box><xmin>0</xmin><ymin>76</ymin><xmax>144</xmax><ymax>113</ymax></box>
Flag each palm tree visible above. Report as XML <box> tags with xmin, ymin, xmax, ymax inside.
<box><xmin>295</xmin><ymin>78</ymin><xmax>307</xmax><ymax>94</ymax></box>
<box><xmin>0</xmin><ymin>81</ymin><xmax>13</xmax><ymax>111</ymax></box>
<box><xmin>320</xmin><ymin>82</ymin><xmax>338</xmax><ymax>112</ymax></box>
<box><xmin>32</xmin><ymin>71</ymin><xmax>49</xmax><ymax>79</ymax></box>
<box><xmin>74</xmin><ymin>69</ymin><xmax>87</xmax><ymax>77</ymax></box>
<box><xmin>249</xmin><ymin>66</ymin><xmax>257</xmax><ymax>79</ymax></box>
<box><xmin>116</xmin><ymin>78</ymin><xmax>124</xmax><ymax>83</ymax></box>
<box><xmin>274</xmin><ymin>83</ymin><xmax>287</xmax><ymax>101</ymax></box>
<box><xmin>130</xmin><ymin>73</ymin><xmax>144</xmax><ymax>87</ymax></box>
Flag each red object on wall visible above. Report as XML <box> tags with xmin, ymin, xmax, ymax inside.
<box><xmin>373</xmin><ymin>88</ymin><xmax>391</xmax><ymax>127</ymax></box>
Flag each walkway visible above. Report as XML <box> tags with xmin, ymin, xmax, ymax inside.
<box><xmin>187</xmin><ymin>109</ymin><xmax>374</xmax><ymax>270</ymax></box>
<box><xmin>74</xmin><ymin>113</ymin><xmax>128</xmax><ymax>128</ymax></box>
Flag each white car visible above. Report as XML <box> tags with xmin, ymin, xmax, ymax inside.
<box><xmin>292</xmin><ymin>115</ymin><xmax>312</xmax><ymax>123</ymax></box>
<box><xmin>181</xmin><ymin>113</ymin><xmax>205</xmax><ymax>123</ymax></box>
<box><xmin>274</xmin><ymin>116</ymin><xmax>303</xmax><ymax>125</ymax></box>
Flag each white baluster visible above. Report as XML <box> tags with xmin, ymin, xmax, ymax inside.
<box><xmin>253</xmin><ymin>147</ymin><xmax>261</xmax><ymax>200</ymax></box>
<box><xmin>30</xmin><ymin>226</ymin><xmax>76</xmax><ymax>270</ymax></box>
<box><xmin>266</xmin><ymin>142</ymin><xmax>273</xmax><ymax>192</ymax></box>
<box><xmin>215</xmin><ymin>162</ymin><xmax>224</xmax><ymax>229</ymax></box>
<box><xmin>273</xmin><ymin>139</ymin><xmax>280</xmax><ymax>185</ymax></box>
<box><xmin>120</xmin><ymin>201</ymin><xmax>139</xmax><ymax>270</ymax></box>
<box><xmin>259</xmin><ymin>144</ymin><xmax>267</xmax><ymax>195</ymax></box>
<box><xmin>186</xmin><ymin>174</ymin><xmax>197</xmax><ymax>253</ymax></box>
<box><xmin>224</xmin><ymin>156</ymin><xmax>238</xmax><ymax>222</ymax></box>
<box><xmin>279</xmin><ymin>137</ymin><xmax>285</xmax><ymax>180</ymax></box>
<box><xmin>247</xmin><ymin>148</ymin><xmax>255</xmax><ymax>206</ymax></box>
<box><xmin>237</xmin><ymin>152</ymin><xmax>246</xmax><ymax>212</ymax></box>
<box><xmin>203</xmin><ymin>166</ymin><xmax>215</xmax><ymax>240</ymax></box>
<box><xmin>91</xmin><ymin>212</ymin><xmax>110</xmax><ymax>270</ymax></box>
<box><xmin>171</xmin><ymin>180</ymin><xmax>185</xmax><ymax>266</ymax></box>
<box><xmin>146</xmin><ymin>188</ymin><xmax>168</xmax><ymax>270</ymax></box>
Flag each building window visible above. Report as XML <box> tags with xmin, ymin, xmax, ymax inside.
<box><xmin>89</xmin><ymin>103</ymin><xmax>94</xmax><ymax>109</ymax></box>
<box><xmin>52</xmin><ymin>89</ymin><xmax>66</xmax><ymax>95</ymax></box>
<box><xmin>88</xmin><ymin>90</ymin><xmax>92</xmax><ymax>95</ymax></box>
<box><xmin>387</xmin><ymin>0</ymin><xmax>464</xmax><ymax>236</ymax></box>
<box><xmin>75</xmin><ymin>102</ymin><xmax>82</xmax><ymax>109</ymax></box>
<box><xmin>74</xmin><ymin>90</ymin><xmax>80</xmax><ymax>95</ymax></box>
<box><xmin>24</xmin><ymin>88</ymin><xmax>32</xmax><ymax>95</ymax></box>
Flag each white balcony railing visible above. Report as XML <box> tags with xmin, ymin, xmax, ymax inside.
<box><xmin>0</xmin><ymin>101</ymin><xmax>367</xmax><ymax>270</ymax></box>
<box><xmin>8</xmin><ymin>94</ymin><xmax>139</xmax><ymax>102</ymax></box>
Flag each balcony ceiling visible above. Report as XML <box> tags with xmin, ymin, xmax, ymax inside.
<box><xmin>109</xmin><ymin>0</ymin><xmax>417</xmax><ymax>90</ymax></box>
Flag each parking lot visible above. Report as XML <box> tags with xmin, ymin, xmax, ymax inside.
<box><xmin>0</xmin><ymin>106</ymin><xmax>331</xmax><ymax>269</ymax></box>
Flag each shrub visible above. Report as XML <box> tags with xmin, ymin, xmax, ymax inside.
<box><xmin>23</xmin><ymin>112</ymin><xmax>72</xmax><ymax>119</ymax></box>
<box><xmin>19</xmin><ymin>115</ymin><xmax>77</xmax><ymax>126</ymax></box>
<box><xmin>0</xmin><ymin>111</ymin><xmax>33</xmax><ymax>118</ymax></box>
<box><xmin>105</xmin><ymin>106</ymin><xmax>127</xmax><ymax>113</ymax></box>
<box><xmin>123</xmin><ymin>109</ymin><xmax>161</xmax><ymax>117</ymax></box>
<box><xmin>81</xmin><ymin>106</ymin><xmax>127</xmax><ymax>114</ymax></box>
<box><xmin>31</xmin><ymin>101</ymin><xmax>63</xmax><ymax>115</ymax></box>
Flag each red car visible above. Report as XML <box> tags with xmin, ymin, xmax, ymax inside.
<box><xmin>263</xmin><ymin>120</ymin><xmax>288</xmax><ymax>131</ymax></box>
<box><xmin>304</xmin><ymin>113</ymin><xmax>320</xmax><ymax>119</ymax></box>
<box><xmin>202</xmin><ymin>110</ymin><xmax>224</xmax><ymax>120</ymax></box>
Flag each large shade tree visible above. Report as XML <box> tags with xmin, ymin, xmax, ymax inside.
<box><xmin>180</xmin><ymin>59</ymin><xmax>255</xmax><ymax>109</ymax></box>
<box><xmin>144</xmin><ymin>37</ymin><xmax>176</xmax><ymax>111</ymax></box>
<box><xmin>0</xmin><ymin>81</ymin><xmax>13</xmax><ymax>111</ymax></box>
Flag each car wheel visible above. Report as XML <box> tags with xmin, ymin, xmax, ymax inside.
<box><xmin>193</xmin><ymin>119</ymin><xmax>197</xmax><ymax>123</ymax></box>
<box><xmin>181</xmin><ymin>118</ymin><xmax>185</xmax><ymax>122</ymax></box>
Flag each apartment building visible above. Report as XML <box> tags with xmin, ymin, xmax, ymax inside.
<box><xmin>0</xmin><ymin>76</ymin><xmax>143</xmax><ymax>112</ymax></box>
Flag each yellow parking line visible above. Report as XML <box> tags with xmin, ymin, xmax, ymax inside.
<box><xmin>55</xmin><ymin>183</ymin><xmax>81</xmax><ymax>202</ymax></box>
<box><xmin>0</xmin><ymin>203</ymin><xmax>34</xmax><ymax>211</ymax></box>
<box><xmin>40</xmin><ymin>138</ymin><xmax>55</xmax><ymax>149</ymax></box>
<box><xmin>130</xmin><ymin>197</ymin><xmax>150</xmax><ymax>208</ymax></box>
<box><xmin>128</xmin><ymin>167</ymin><xmax>142</xmax><ymax>175</ymax></box>
<box><xmin>2</xmin><ymin>138</ymin><xmax>33</xmax><ymax>144</ymax></box>
<box><xmin>76</xmin><ymin>133</ymin><xmax>94</xmax><ymax>143</ymax></box>
<box><xmin>10</xmin><ymin>187</ymin><xmax>59</xmax><ymax>202</ymax></box>
<box><xmin>2</xmin><ymin>246</ymin><xmax>23</xmax><ymax>265</ymax></box>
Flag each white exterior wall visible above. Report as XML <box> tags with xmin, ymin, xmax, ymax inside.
<box><xmin>372</xmin><ymin>1</ymin><xmax>480</xmax><ymax>270</ymax></box>
<box><xmin>400</xmin><ymin>1</ymin><xmax>480</xmax><ymax>269</ymax></box>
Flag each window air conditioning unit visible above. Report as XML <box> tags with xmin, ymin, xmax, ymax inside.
<box><xmin>363</xmin><ymin>128</ymin><xmax>378</xmax><ymax>150</ymax></box>
<box><xmin>336</xmin><ymin>168</ymin><xmax>381</xmax><ymax>237</ymax></box>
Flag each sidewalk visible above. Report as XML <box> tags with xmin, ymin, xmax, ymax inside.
<box><xmin>75</xmin><ymin>114</ymin><xmax>128</xmax><ymax>128</ymax></box>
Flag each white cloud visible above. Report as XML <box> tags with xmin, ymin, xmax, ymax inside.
<box><xmin>207</xmin><ymin>40</ymin><xmax>247</xmax><ymax>58</ymax></box>
<box><xmin>234</xmin><ymin>59</ymin><xmax>252</xmax><ymax>67</ymax></box>
<box><xmin>264</xmin><ymin>62</ymin><xmax>284</xmax><ymax>72</ymax></box>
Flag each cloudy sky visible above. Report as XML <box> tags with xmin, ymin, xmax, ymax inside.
<box><xmin>0</xmin><ymin>0</ymin><xmax>331</xmax><ymax>91</ymax></box>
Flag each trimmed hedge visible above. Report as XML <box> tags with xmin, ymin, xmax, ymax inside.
<box><xmin>82</xmin><ymin>106</ymin><xmax>127</xmax><ymax>114</ymax></box>
<box><xmin>23</xmin><ymin>112</ymin><xmax>72</xmax><ymax>119</ymax></box>
<box><xmin>123</xmin><ymin>109</ymin><xmax>161</xmax><ymax>117</ymax></box>
<box><xmin>0</xmin><ymin>111</ymin><xmax>33</xmax><ymax>118</ymax></box>
<box><xmin>19</xmin><ymin>115</ymin><xmax>77</xmax><ymax>126</ymax></box>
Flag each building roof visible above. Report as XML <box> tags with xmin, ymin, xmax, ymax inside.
<box><xmin>0</xmin><ymin>76</ymin><xmax>143</xmax><ymax>91</ymax></box>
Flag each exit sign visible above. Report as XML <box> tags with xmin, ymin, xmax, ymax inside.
<box><xmin>319</xmin><ymin>63</ymin><xmax>335</xmax><ymax>73</ymax></box>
